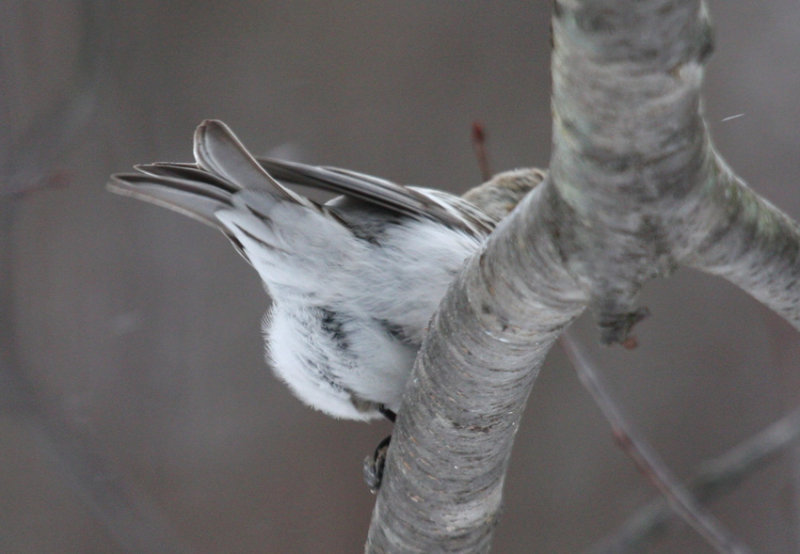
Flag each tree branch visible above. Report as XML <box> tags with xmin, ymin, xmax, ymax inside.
<box><xmin>1</xmin><ymin>4</ymin><xmax>192</xmax><ymax>552</ymax></box>
<box><xmin>561</xmin><ymin>333</ymin><xmax>752</xmax><ymax>553</ymax></box>
<box><xmin>367</xmin><ymin>1</ymin><xmax>800</xmax><ymax>551</ymax></box>
<box><xmin>586</xmin><ymin>406</ymin><xmax>800</xmax><ymax>553</ymax></box>
<box><xmin>680</xmin><ymin>162</ymin><xmax>800</xmax><ymax>330</ymax></box>
<box><xmin>549</xmin><ymin>0</ymin><xmax>714</xmax><ymax>343</ymax></box>
<box><xmin>366</xmin><ymin>180</ymin><xmax>587</xmax><ymax>552</ymax></box>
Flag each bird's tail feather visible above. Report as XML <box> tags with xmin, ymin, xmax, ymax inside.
<box><xmin>193</xmin><ymin>120</ymin><xmax>311</xmax><ymax>207</ymax></box>
<box><xmin>107</xmin><ymin>119</ymin><xmax>318</xmax><ymax>261</ymax></box>
<box><xmin>106</xmin><ymin>171</ymin><xmax>232</xmax><ymax>232</ymax></box>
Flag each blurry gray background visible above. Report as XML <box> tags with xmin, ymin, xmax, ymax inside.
<box><xmin>3</xmin><ymin>1</ymin><xmax>800</xmax><ymax>552</ymax></box>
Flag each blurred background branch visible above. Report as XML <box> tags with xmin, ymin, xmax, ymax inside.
<box><xmin>1</xmin><ymin>3</ymin><xmax>191</xmax><ymax>551</ymax></box>
<box><xmin>586</xmin><ymin>405</ymin><xmax>800</xmax><ymax>553</ymax></box>
<box><xmin>562</xmin><ymin>333</ymin><xmax>752</xmax><ymax>553</ymax></box>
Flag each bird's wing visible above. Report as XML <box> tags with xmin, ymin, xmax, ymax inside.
<box><xmin>108</xmin><ymin>120</ymin><xmax>317</xmax><ymax>216</ymax></box>
<box><xmin>108</xmin><ymin>120</ymin><xmax>385</xmax><ymax>273</ymax></box>
<box><xmin>107</xmin><ymin>120</ymin><xmax>329</xmax><ymax>263</ymax></box>
<box><xmin>255</xmin><ymin>158</ymin><xmax>496</xmax><ymax>235</ymax></box>
<box><xmin>108</xmin><ymin>119</ymin><xmax>495</xmax><ymax>259</ymax></box>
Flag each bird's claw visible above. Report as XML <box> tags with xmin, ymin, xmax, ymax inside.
<box><xmin>363</xmin><ymin>434</ymin><xmax>392</xmax><ymax>493</ymax></box>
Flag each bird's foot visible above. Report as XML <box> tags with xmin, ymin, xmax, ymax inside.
<box><xmin>363</xmin><ymin>405</ymin><xmax>396</xmax><ymax>493</ymax></box>
<box><xmin>363</xmin><ymin>434</ymin><xmax>391</xmax><ymax>493</ymax></box>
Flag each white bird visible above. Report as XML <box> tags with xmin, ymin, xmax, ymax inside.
<box><xmin>108</xmin><ymin>120</ymin><xmax>542</xmax><ymax>424</ymax></box>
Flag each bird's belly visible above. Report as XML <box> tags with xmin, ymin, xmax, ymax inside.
<box><xmin>264</xmin><ymin>302</ymin><xmax>416</xmax><ymax>420</ymax></box>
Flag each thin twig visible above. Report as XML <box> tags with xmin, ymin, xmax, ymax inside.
<box><xmin>585</xmin><ymin>406</ymin><xmax>800</xmax><ymax>554</ymax></box>
<box><xmin>471</xmin><ymin>121</ymin><xmax>492</xmax><ymax>181</ymax></box>
<box><xmin>1</xmin><ymin>171</ymin><xmax>71</xmax><ymax>199</ymax></box>
<box><xmin>0</xmin><ymin>4</ymin><xmax>192</xmax><ymax>552</ymax></box>
<box><xmin>0</xmin><ymin>0</ymin><xmax>100</xmax><ymax>198</ymax></box>
<box><xmin>560</xmin><ymin>333</ymin><xmax>753</xmax><ymax>554</ymax></box>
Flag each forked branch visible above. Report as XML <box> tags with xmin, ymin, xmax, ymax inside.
<box><xmin>367</xmin><ymin>2</ymin><xmax>800</xmax><ymax>551</ymax></box>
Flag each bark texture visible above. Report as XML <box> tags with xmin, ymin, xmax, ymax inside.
<box><xmin>367</xmin><ymin>185</ymin><xmax>587</xmax><ymax>552</ymax></box>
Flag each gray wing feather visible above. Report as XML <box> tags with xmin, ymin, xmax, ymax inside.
<box><xmin>108</xmin><ymin>119</ymin><xmax>494</xmax><ymax>252</ymax></box>
<box><xmin>255</xmin><ymin>157</ymin><xmax>494</xmax><ymax>235</ymax></box>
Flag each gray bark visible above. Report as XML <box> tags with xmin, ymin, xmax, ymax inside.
<box><xmin>366</xmin><ymin>184</ymin><xmax>587</xmax><ymax>551</ymax></box>
<box><xmin>367</xmin><ymin>0</ymin><xmax>800</xmax><ymax>552</ymax></box>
